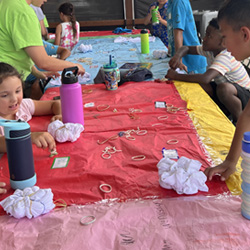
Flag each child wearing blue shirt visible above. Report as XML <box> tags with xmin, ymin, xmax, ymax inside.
<box><xmin>167</xmin><ymin>0</ymin><xmax>207</xmax><ymax>73</ymax></box>
<box><xmin>144</xmin><ymin>0</ymin><xmax>168</xmax><ymax>47</ymax></box>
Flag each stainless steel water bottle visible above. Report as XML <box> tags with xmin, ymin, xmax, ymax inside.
<box><xmin>0</xmin><ymin>119</ymin><xmax>36</xmax><ymax>190</ymax></box>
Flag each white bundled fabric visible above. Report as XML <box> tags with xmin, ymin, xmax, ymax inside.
<box><xmin>48</xmin><ymin>120</ymin><xmax>84</xmax><ymax>143</ymax></box>
<box><xmin>157</xmin><ymin>156</ymin><xmax>209</xmax><ymax>195</ymax></box>
<box><xmin>114</xmin><ymin>36</ymin><xmax>156</xmax><ymax>43</ymax></box>
<box><xmin>77</xmin><ymin>44</ymin><xmax>93</xmax><ymax>53</ymax></box>
<box><xmin>0</xmin><ymin>186</ymin><xmax>55</xmax><ymax>219</ymax></box>
<box><xmin>49</xmin><ymin>72</ymin><xmax>91</xmax><ymax>86</ymax></box>
<box><xmin>153</xmin><ymin>50</ymin><xmax>168</xmax><ymax>59</ymax></box>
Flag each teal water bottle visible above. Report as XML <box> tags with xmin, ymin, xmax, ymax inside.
<box><xmin>152</xmin><ymin>6</ymin><xmax>159</xmax><ymax>25</ymax></box>
<box><xmin>141</xmin><ymin>29</ymin><xmax>150</xmax><ymax>54</ymax></box>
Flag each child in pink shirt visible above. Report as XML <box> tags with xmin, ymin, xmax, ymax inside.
<box><xmin>0</xmin><ymin>62</ymin><xmax>62</xmax><ymax>193</ymax></box>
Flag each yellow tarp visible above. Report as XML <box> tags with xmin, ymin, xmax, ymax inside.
<box><xmin>175</xmin><ymin>81</ymin><xmax>242</xmax><ymax>194</ymax></box>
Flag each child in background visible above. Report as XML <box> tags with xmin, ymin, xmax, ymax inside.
<box><xmin>54</xmin><ymin>2</ymin><xmax>80</xmax><ymax>50</ymax></box>
<box><xmin>166</xmin><ymin>18</ymin><xmax>250</xmax><ymax>124</ymax></box>
<box><xmin>204</xmin><ymin>0</ymin><xmax>250</xmax><ymax>181</ymax></box>
<box><xmin>0</xmin><ymin>62</ymin><xmax>61</xmax><ymax>153</ymax></box>
<box><xmin>166</xmin><ymin>0</ymin><xmax>207</xmax><ymax>74</ymax></box>
<box><xmin>30</xmin><ymin>4</ymin><xmax>49</xmax><ymax>40</ymax></box>
<box><xmin>144</xmin><ymin>0</ymin><xmax>168</xmax><ymax>47</ymax></box>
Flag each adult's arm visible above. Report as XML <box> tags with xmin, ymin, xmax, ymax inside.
<box><xmin>24</xmin><ymin>46</ymin><xmax>85</xmax><ymax>75</ymax></box>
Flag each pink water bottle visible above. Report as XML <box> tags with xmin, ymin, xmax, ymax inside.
<box><xmin>60</xmin><ymin>67</ymin><xmax>84</xmax><ymax>125</ymax></box>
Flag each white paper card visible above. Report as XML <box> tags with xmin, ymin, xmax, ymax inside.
<box><xmin>51</xmin><ymin>157</ymin><xmax>70</xmax><ymax>169</ymax></box>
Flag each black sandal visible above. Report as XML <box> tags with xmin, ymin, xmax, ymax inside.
<box><xmin>39</xmin><ymin>77</ymin><xmax>51</xmax><ymax>93</ymax></box>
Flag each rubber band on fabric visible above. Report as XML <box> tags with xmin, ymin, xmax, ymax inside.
<box><xmin>152</xmin><ymin>123</ymin><xmax>164</xmax><ymax>127</ymax></box>
<box><xmin>82</xmin><ymin>89</ymin><xmax>93</xmax><ymax>94</ymax></box>
<box><xmin>167</xmin><ymin>139</ymin><xmax>179</xmax><ymax>145</ymax></box>
<box><xmin>132</xmin><ymin>155</ymin><xmax>146</xmax><ymax>161</ymax></box>
<box><xmin>97</xmin><ymin>135</ymin><xmax>119</xmax><ymax>145</ymax></box>
<box><xmin>96</xmin><ymin>104</ymin><xmax>110</xmax><ymax>111</ymax></box>
<box><xmin>80</xmin><ymin>215</ymin><xmax>96</xmax><ymax>226</ymax></box>
<box><xmin>166</xmin><ymin>104</ymin><xmax>173</xmax><ymax>108</ymax></box>
<box><xmin>129</xmin><ymin>108</ymin><xmax>142</xmax><ymax>113</ymax></box>
<box><xmin>158</xmin><ymin>115</ymin><xmax>168</xmax><ymax>120</ymax></box>
<box><xmin>101</xmin><ymin>146</ymin><xmax>122</xmax><ymax>159</ymax></box>
<box><xmin>99</xmin><ymin>183</ymin><xmax>112</xmax><ymax>193</ymax></box>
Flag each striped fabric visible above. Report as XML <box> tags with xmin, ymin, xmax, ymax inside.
<box><xmin>197</xmin><ymin>46</ymin><xmax>250</xmax><ymax>90</ymax></box>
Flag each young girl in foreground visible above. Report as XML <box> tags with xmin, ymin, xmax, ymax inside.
<box><xmin>0</xmin><ymin>62</ymin><xmax>62</xmax><ymax>193</ymax></box>
<box><xmin>54</xmin><ymin>2</ymin><xmax>80</xmax><ymax>50</ymax></box>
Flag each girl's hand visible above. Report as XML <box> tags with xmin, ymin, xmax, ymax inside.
<box><xmin>0</xmin><ymin>182</ymin><xmax>7</xmax><ymax>194</ymax></box>
<box><xmin>51</xmin><ymin>114</ymin><xmax>62</xmax><ymax>122</ymax></box>
<box><xmin>150</xmin><ymin>5</ymin><xmax>156</xmax><ymax>13</ymax></box>
<box><xmin>156</xmin><ymin>12</ymin><xmax>162</xmax><ymax>22</ymax></box>
<box><xmin>31</xmin><ymin>132</ymin><xmax>56</xmax><ymax>151</ymax></box>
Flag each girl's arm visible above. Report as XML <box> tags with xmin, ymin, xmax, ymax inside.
<box><xmin>0</xmin><ymin>136</ymin><xmax>6</xmax><ymax>153</ymax></box>
<box><xmin>144</xmin><ymin>6</ymin><xmax>155</xmax><ymax>25</ymax></box>
<box><xmin>54</xmin><ymin>24</ymin><xmax>62</xmax><ymax>46</ymax></box>
<box><xmin>33</xmin><ymin>100</ymin><xmax>61</xmax><ymax>116</ymax></box>
<box><xmin>157</xmin><ymin>12</ymin><xmax>167</xmax><ymax>27</ymax></box>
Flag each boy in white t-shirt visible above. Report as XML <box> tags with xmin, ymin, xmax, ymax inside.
<box><xmin>166</xmin><ymin>18</ymin><xmax>250</xmax><ymax>124</ymax></box>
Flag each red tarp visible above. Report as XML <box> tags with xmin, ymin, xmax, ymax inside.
<box><xmin>0</xmin><ymin>82</ymin><xmax>228</xmax><ymax>215</ymax></box>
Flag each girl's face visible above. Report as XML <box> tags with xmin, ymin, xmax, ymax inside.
<box><xmin>0</xmin><ymin>76</ymin><xmax>23</xmax><ymax>120</ymax></box>
<box><xmin>158</xmin><ymin>0</ymin><xmax>168</xmax><ymax>6</ymax></box>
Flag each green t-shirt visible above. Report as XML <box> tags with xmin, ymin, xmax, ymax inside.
<box><xmin>0</xmin><ymin>0</ymin><xmax>43</xmax><ymax>80</ymax></box>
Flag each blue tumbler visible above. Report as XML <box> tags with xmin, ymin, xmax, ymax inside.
<box><xmin>0</xmin><ymin>119</ymin><xmax>36</xmax><ymax>190</ymax></box>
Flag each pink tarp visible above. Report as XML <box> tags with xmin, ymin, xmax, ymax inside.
<box><xmin>0</xmin><ymin>195</ymin><xmax>249</xmax><ymax>250</ymax></box>
<box><xmin>0</xmin><ymin>82</ymin><xmax>228</xmax><ymax>215</ymax></box>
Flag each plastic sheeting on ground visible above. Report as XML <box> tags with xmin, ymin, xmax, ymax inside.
<box><xmin>46</xmin><ymin>36</ymin><xmax>169</xmax><ymax>89</ymax></box>
<box><xmin>0</xmin><ymin>81</ymin><xmax>229</xmax><ymax>216</ymax></box>
<box><xmin>0</xmin><ymin>194</ymin><xmax>249</xmax><ymax>250</ymax></box>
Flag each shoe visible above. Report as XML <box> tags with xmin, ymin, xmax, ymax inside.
<box><xmin>39</xmin><ymin>77</ymin><xmax>51</xmax><ymax>93</ymax></box>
